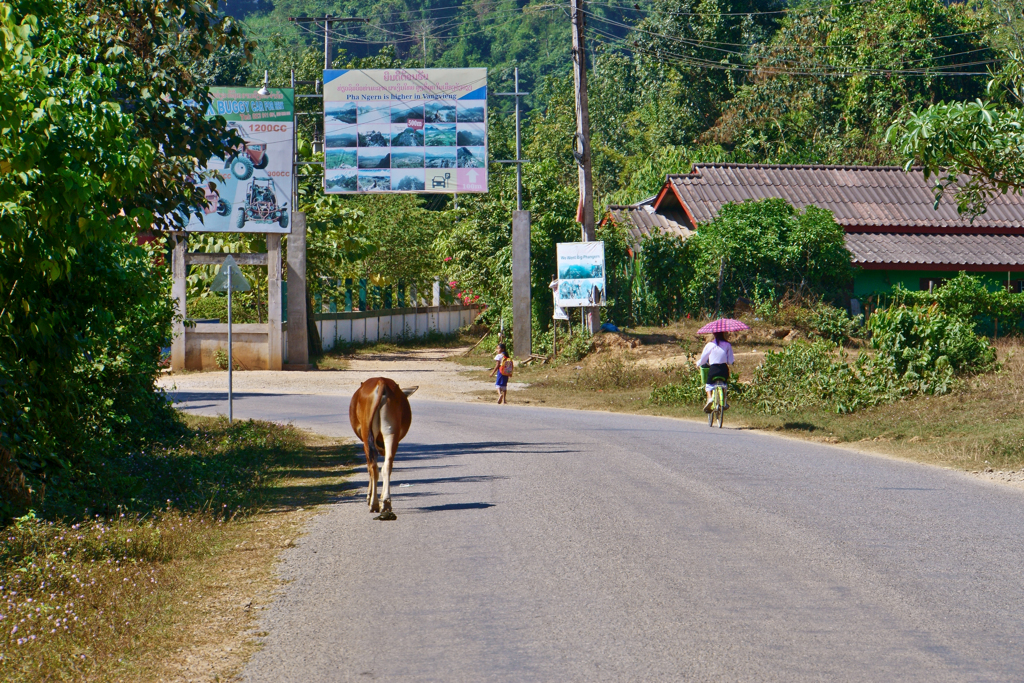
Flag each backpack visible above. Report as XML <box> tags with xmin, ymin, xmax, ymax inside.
<box><xmin>500</xmin><ymin>357</ymin><xmax>514</xmax><ymax>377</ymax></box>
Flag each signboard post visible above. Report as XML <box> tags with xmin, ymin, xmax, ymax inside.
<box><xmin>555</xmin><ymin>242</ymin><xmax>607</xmax><ymax>309</ymax></box>
<box><xmin>210</xmin><ymin>255</ymin><xmax>251</xmax><ymax>423</ymax></box>
<box><xmin>185</xmin><ymin>87</ymin><xmax>295</xmax><ymax>234</ymax></box>
<box><xmin>321</xmin><ymin>68</ymin><xmax>488</xmax><ymax>194</ymax></box>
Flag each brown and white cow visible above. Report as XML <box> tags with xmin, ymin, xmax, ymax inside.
<box><xmin>349</xmin><ymin>377</ymin><xmax>416</xmax><ymax>517</ymax></box>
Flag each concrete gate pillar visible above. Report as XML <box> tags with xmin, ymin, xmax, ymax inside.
<box><xmin>286</xmin><ymin>212</ymin><xmax>308</xmax><ymax>367</ymax></box>
<box><xmin>170</xmin><ymin>232</ymin><xmax>188</xmax><ymax>372</ymax></box>
<box><xmin>267</xmin><ymin>233</ymin><xmax>283</xmax><ymax>370</ymax></box>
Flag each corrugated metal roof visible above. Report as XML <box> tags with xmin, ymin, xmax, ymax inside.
<box><xmin>846</xmin><ymin>233</ymin><xmax>1024</xmax><ymax>266</ymax></box>
<box><xmin>662</xmin><ymin>164</ymin><xmax>1024</xmax><ymax>229</ymax></box>
<box><xmin>607</xmin><ymin>201</ymin><xmax>694</xmax><ymax>245</ymax></box>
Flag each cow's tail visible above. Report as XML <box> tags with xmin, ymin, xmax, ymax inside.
<box><xmin>365</xmin><ymin>380</ymin><xmax>388</xmax><ymax>461</ymax></box>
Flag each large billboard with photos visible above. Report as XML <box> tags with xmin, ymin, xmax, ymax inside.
<box><xmin>322</xmin><ymin>68</ymin><xmax>487</xmax><ymax>194</ymax></box>
<box><xmin>185</xmin><ymin>86</ymin><xmax>294</xmax><ymax>233</ymax></box>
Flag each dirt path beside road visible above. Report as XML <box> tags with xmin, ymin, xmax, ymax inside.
<box><xmin>158</xmin><ymin>348</ymin><xmax>523</xmax><ymax>402</ymax></box>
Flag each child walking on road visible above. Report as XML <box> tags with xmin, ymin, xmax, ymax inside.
<box><xmin>489</xmin><ymin>343</ymin><xmax>513</xmax><ymax>404</ymax></box>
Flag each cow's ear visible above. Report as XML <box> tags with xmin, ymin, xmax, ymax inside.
<box><xmin>402</xmin><ymin>386</ymin><xmax>419</xmax><ymax>397</ymax></box>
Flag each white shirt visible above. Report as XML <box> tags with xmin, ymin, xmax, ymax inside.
<box><xmin>699</xmin><ymin>340</ymin><xmax>734</xmax><ymax>366</ymax></box>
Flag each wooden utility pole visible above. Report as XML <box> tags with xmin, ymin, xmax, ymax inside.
<box><xmin>570</xmin><ymin>0</ymin><xmax>600</xmax><ymax>334</ymax></box>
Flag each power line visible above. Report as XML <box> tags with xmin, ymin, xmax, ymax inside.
<box><xmin>587</xmin><ymin>26</ymin><xmax>998</xmax><ymax>76</ymax></box>
<box><xmin>583</xmin><ymin>9</ymin><xmax>991</xmax><ymax>58</ymax></box>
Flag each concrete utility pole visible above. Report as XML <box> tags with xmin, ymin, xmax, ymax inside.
<box><xmin>570</xmin><ymin>0</ymin><xmax>600</xmax><ymax>334</ymax></box>
<box><xmin>497</xmin><ymin>68</ymin><xmax>533</xmax><ymax>357</ymax></box>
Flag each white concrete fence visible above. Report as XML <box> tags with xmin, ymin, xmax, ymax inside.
<box><xmin>184</xmin><ymin>305</ymin><xmax>481</xmax><ymax>370</ymax></box>
<box><xmin>309</xmin><ymin>304</ymin><xmax>482</xmax><ymax>353</ymax></box>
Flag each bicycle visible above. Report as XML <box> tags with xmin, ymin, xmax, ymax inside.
<box><xmin>700</xmin><ymin>367</ymin><xmax>727</xmax><ymax>429</ymax></box>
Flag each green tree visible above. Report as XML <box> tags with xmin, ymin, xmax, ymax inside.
<box><xmin>0</xmin><ymin>0</ymin><xmax>248</xmax><ymax>515</ymax></box>
<box><xmin>710</xmin><ymin>0</ymin><xmax>991</xmax><ymax>164</ymax></box>
<box><xmin>888</xmin><ymin>51</ymin><xmax>1024</xmax><ymax>217</ymax></box>
<box><xmin>682</xmin><ymin>199</ymin><xmax>854</xmax><ymax>312</ymax></box>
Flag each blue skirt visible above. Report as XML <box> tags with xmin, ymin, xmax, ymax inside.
<box><xmin>496</xmin><ymin>373</ymin><xmax>509</xmax><ymax>387</ymax></box>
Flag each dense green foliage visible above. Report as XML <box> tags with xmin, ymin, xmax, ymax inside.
<box><xmin>679</xmin><ymin>198</ymin><xmax>854</xmax><ymax>314</ymax></box>
<box><xmin>889</xmin><ymin>3</ymin><xmax>1024</xmax><ymax>217</ymax></box>
<box><xmin>0</xmin><ymin>0</ymin><xmax>247</xmax><ymax>520</ymax></box>
<box><xmin>744</xmin><ymin>304</ymin><xmax>996</xmax><ymax>414</ymax></box>
<box><xmin>889</xmin><ymin>271</ymin><xmax>1024</xmax><ymax>332</ymax></box>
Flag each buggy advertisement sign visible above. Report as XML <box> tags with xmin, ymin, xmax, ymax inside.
<box><xmin>321</xmin><ymin>68</ymin><xmax>487</xmax><ymax>194</ymax></box>
<box><xmin>184</xmin><ymin>87</ymin><xmax>294</xmax><ymax>233</ymax></box>
<box><xmin>556</xmin><ymin>242</ymin><xmax>606</xmax><ymax>307</ymax></box>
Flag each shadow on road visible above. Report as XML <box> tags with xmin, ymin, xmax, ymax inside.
<box><xmin>413</xmin><ymin>502</ymin><xmax>496</xmax><ymax>513</ymax></box>
<box><xmin>399</xmin><ymin>441</ymin><xmax>581</xmax><ymax>460</ymax></box>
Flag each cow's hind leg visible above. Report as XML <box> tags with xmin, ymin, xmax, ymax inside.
<box><xmin>364</xmin><ymin>430</ymin><xmax>380</xmax><ymax>509</ymax></box>
<box><xmin>379</xmin><ymin>432</ymin><xmax>398</xmax><ymax>516</ymax></box>
<box><xmin>364</xmin><ymin>439</ymin><xmax>380</xmax><ymax>512</ymax></box>
<box><xmin>376</xmin><ymin>399</ymin><xmax>399</xmax><ymax>519</ymax></box>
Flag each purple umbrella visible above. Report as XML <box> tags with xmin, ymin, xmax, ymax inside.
<box><xmin>696</xmin><ymin>318</ymin><xmax>751</xmax><ymax>334</ymax></box>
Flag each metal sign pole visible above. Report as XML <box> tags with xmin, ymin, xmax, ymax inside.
<box><xmin>227</xmin><ymin>264</ymin><xmax>233</xmax><ymax>424</ymax></box>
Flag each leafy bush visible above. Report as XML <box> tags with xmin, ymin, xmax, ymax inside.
<box><xmin>629</xmin><ymin>233</ymin><xmax>691</xmax><ymax>325</ymax></box>
<box><xmin>683</xmin><ymin>199</ymin><xmax>855</xmax><ymax>314</ymax></box>
<box><xmin>868</xmin><ymin>303</ymin><xmax>995</xmax><ymax>378</ymax></box>
<box><xmin>810</xmin><ymin>304</ymin><xmax>861</xmax><ymax>345</ymax></box>
<box><xmin>890</xmin><ymin>272</ymin><xmax>1024</xmax><ymax>334</ymax></box>
<box><xmin>744</xmin><ymin>341</ymin><xmax>870</xmax><ymax>414</ymax></box>
<box><xmin>743</xmin><ymin>304</ymin><xmax>995</xmax><ymax>415</ymax></box>
<box><xmin>648</xmin><ymin>364</ymin><xmax>745</xmax><ymax>407</ymax></box>
<box><xmin>556</xmin><ymin>330</ymin><xmax>594</xmax><ymax>363</ymax></box>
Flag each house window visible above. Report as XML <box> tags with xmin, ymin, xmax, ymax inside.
<box><xmin>919</xmin><ymin>278</ymin><xmax>947</xmax><ymax>292</ymax></box>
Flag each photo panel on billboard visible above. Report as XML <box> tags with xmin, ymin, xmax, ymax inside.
<box><xmin>457</xmin><ymin>146</ymin><xmax>486</xmax><ymax>168</ymax></box>
<box><xmin>391</xmin><ymin>100</ymin><xmax>425</xmax><ymax>125</ymax></box>
<box><xmin>325</xmin><ymin>148</ymin><xmax>357</xmax><ymax>170</ymax></box>
<box><xmin>392</xmin><ymin>169</ymin><xmax>425</xmax><ymax>191</ymax></box>
<box><xmin>326</xmin><ymin>170</ymin><xmax>357</xmax><ymax>192</ymax></box>
<box><xmin>358</xmin><ymin>171</ymin><xmax>391</xmax><ymax>192</ymax></box>
<box><xmin>424</xmin><ymin>124</ymin><xmax>455</xmax><ymax>146</ymax></box>
<box><xmin>391</xmin><ymin>147</ymin><xmax>424</xmax><ymax>168</ymax></box>
<box><xmin>456</xmin><ymin>122</ymin><xmax>486</xmax><ymax>146</ymax></box>
<box><xmin>185</xmin><ymin>87</ymin><xmax>294</xmax><ymax>233</ymax></box>
<box><xmin>425</xmin><ymin>101</ymin><xmax>457</xmax><ymax>123</ymax></box>
<box><xmin>323</xmin><ymin>68</ymin><xmax>487</xmax><ymax>193</ymax></box>
<box><xmin>357</xmin><ymin>103</ymin><xmax>391</xmax><ymax>124</ymax></box>
<box><xmin>425</xmin><ymin>147</ymin><xmax>457</xmax><ymax>169</ymax></box>
<box><xmin>456</xmin><ymin>101</ymin><xmax>486</xmax><ymax>122</ymax></box>
<box><xmin>325</xmin><ymin>124</ymin><xmax>357</xmax><ymax>148</ymax></box>
<box><xmin>358</xmin><ymin>123</ymin><xmax>390</xmax><ymax>147</ymax></box>
<box><xmin>357</xmin><ymin>149</ymin><xmax>391</xmax><ymax>169</ymax></box>
<box><xmin>391</xmin><ymin>124</ymin><xmax>424</xmax><ymax>146</ymax></box>
<box><xmin>325</xmin><ymin>101</ymin><xmax>357</xmax><ymax>124</ymax></box>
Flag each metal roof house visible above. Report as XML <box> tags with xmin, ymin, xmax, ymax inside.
<box><xmin>606</xmin><ymin>163</ymin><xmax>1024</xmax><ymax>296</ymax></box>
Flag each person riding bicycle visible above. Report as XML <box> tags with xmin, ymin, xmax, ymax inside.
<box><xmin>696</xmin><ymin>331</ymin><xmax>734</xmax><ymax>413</ymax></box>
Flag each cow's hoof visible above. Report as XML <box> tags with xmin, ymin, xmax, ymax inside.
<box><xmin>382</xmin><ymin>500</ymin><xmax>392</xmax><ymax>513</ymax></box>
<box><xmin>374</xmin><ymin>510</ymin><xmax>397</xmax><ymax>521</ymax></box>
<box><xmin>370</xmin><ymin>503</ymin><xmax>380</xmax><ymax>513</ymax></box>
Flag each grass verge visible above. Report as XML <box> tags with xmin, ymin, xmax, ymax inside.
<box><xmin>0</xmin><ymin>416</ymin><xmax>360</xmax><ymax>682</ymax></box>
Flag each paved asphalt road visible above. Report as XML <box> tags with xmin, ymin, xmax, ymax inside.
<box><xmin>170</xmin><ymin>390</ymin><xmax>1024</xmax><ymax>682</ymax></box>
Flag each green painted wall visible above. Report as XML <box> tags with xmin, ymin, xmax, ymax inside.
<box><xmin>852</xmin><ymin>270</ymin><xmax>1024</xmax><ymax>298</ymax></box>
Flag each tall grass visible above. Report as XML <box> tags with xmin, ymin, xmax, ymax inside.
<box><xmin>0</xmin><ymin>417</ymin><xmax>307</xmax><ymax>681</ymax></box>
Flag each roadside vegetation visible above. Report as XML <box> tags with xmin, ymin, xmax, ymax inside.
<box><xmin>0</xmin><ymin>416</ymin><xmax>355</xmax><ymax>682</ymax></box>
<box><xmin>457</xmin><ymin>271</ymin><xmax>1024</xmax><ymax>472</ymax></box>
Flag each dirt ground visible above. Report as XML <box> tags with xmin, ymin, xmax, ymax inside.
<box><xmin>158</xmin><ymin>348</ymin><xmax>525</xmax><ymax>402</ymax></box>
